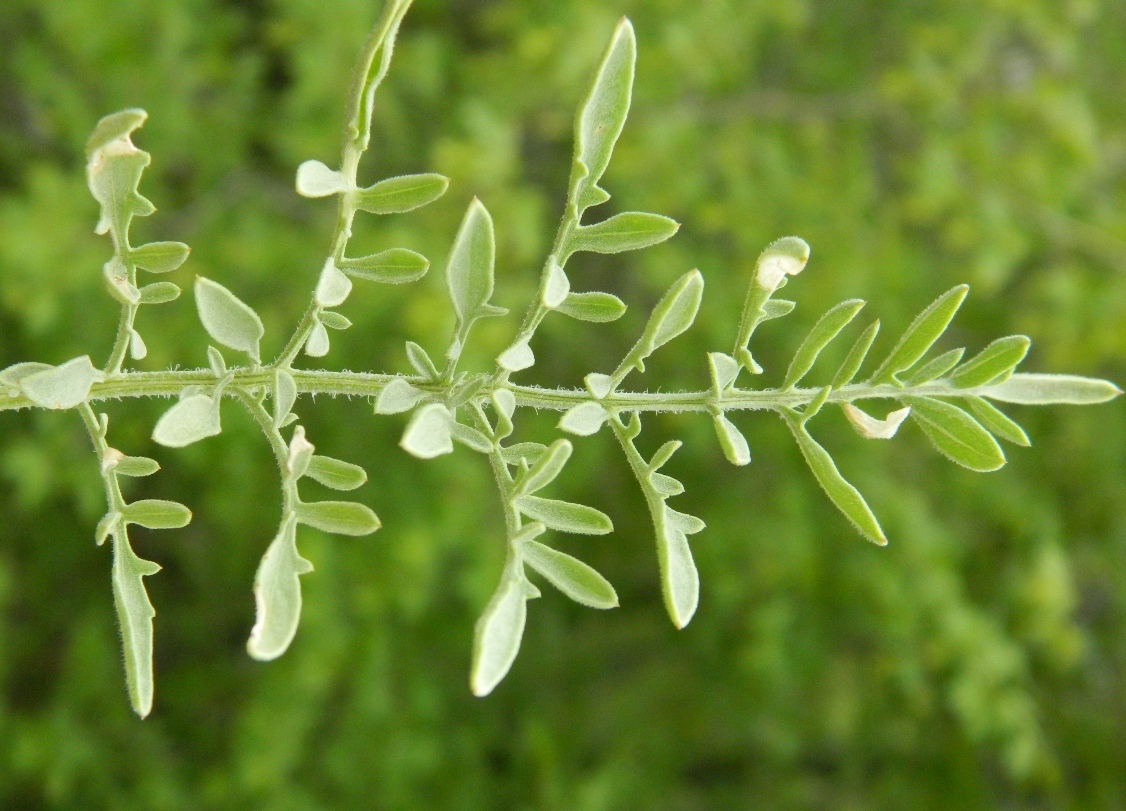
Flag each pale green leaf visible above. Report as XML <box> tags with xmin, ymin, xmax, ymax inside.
<box><xmin>207</xmin><ymin>346</ymin><xmax>227</xmax><ymax>378</ymax></box>
<box><xmin>247</xmin><ymin>516</ymin><xmax>313</xmax><ymax>661</ymax></box>
<box><xmin>569</xmin><ymin>212</ymin><xmax>679</xmax><ymax>255</ymax></box>
<box><xmin>0</xmin><ymin>361</ymin><xmax>52</xmax><ymax>390</ymax></box>
<box><xmin>319</xmin><ymin>311</ymin><xmax>351</xmax><ymax>330</ymax></box>
<box><xmin>470</xmin><ymin>577</ymin><xmax>528</xmax><ymax>696</ymax></box>
<box><xmin>295</xmin><ymin>500</ymin><xmax>381</xmax><ymax>536</ymax></box>
<box><xmin>405</xmin><ymin>341</ymin><xmax>439</xmax><ymax>380</ymax></box>
<box><xmin>96</xmin><ymin>511</ymin><xmax>120</xmax><ymax>546</ymax></box>
<box><xmin>111</xmin><ymin>531</ymin><xmax>162</xmax><ymax>717</ymax></box>
<box><xmin>151</xmin><ymin>393</ymin><xmax>221</xmax><ymax>447</ymax></box>
<box><xmin>86</xmin><ymin>108</ymin><xmax>147</xmax><ymax>155</ymax></box>
<box><xmin>122</xmin><ymin>499</ymin><xmax>191</xmax><ymax>530</ymax></box>
<box><xmin>128</xmin><ymin>329</ymin><xmax>147</xmax><ymax>360</ymax></box>
<box><xmin>965</xmin><ymin>396</ymin><xmax>1031</xmax><ymax>447</ymax></box>
<box><xmin>497</xmin><ymin>340</ymin><xmax>535</xmax><ymax>372</ymax></box>
<box><xmin>906</xmin><ymin>396</ymin><xmax>1006</xmax><ymax>472</ymax></box>
<box><xmin>400</xmin><ymin>403</ymin><xmax>453</xmax><ymax>458</ymax></box>
<box><xmin>869</xmin><ymin>285</ymin><xmax>969</xmax><ymax>383</ymax></box>
<box><xmin>114</xmin><ymin>456</ymin><xmax>160</xmax><ymax>477</ymax></box>
<box><xmin>762</xmin><ymin>299</ymin><xmax>796</xmax><ymax>320</ymax></box>
<box><xmin>130</xmin><ymin>241</ymin><xmax>190</xmax><ymax>274</ymax></box>
<box><xmin>500</xmin><ymin>442</ymin><xmax>548</xmax><ymax>467</ymax></box>
<box><xmin>515</xmin><ymin>495</ymin><xmax>613</xmax><ymax>535</ymax></box>
<box><xmin>305</xmin><ymin>456</ymin><xmax>367</xmax><ymax>491</ymax></box>
<box><xmin>354</xmin><ymin>173</ymin><xmax>448</xmax><ymax>214</ymax></box>
<box><xmin>628</xmin><ymin>270</ymin><xmax>703</xmax><ymax>368</ymax></box>
<box><xmin>515</xmin><ymin>439</ymin><xmax>572</xmax><ymax>496</ymax></box>
<box><xmin>194</xmin><ymin>277</ymin><xmax>264</xmax><ymax>363</ymax></box>
<box><xmin>273</xmin><ymin>369</ymin><xmax>297</xmax><ymax>427</ymax></box>
<box><xmin>656</xmin><ymin>505</ymin><xmax>699</xmax><ymax>628</ymax></box>
<box><xmin>138</xmin><ymin>282</ymin><xmax>180</xmax><ymax>305</ymax></box>
<box><xmin>983</xmin><ymin>373</ymin><xmax>1122</xmax><ymax>405</ymax></box>
<box><xmin>841</xmin><ymin>403</ymin><xmax>911</xmax><ymax>439</ymax></box>
<box><xmin>902</xmin><ymin>348</ymin><xmax>965</xmax><ymax>386</ymax></box>
<box><xmin>450</xmin><ymin>422</ymin><xmax>494</xmax><ymax>454</ymax></box>
<box><xmin>446</xmin><ymin>199</ymin><xmax>496</xmax><ymax>329</ymax></box>
<box><xmin>555</xmin><ymin>291</ymin><xmax>627</xmax><ymax>323</ymax></box>
<box><xmin>375</xmin><ymin>378</ymin><xmax>425</xmax><ymax>414</ymax></box>
<box><xmin>831</xmin><ymin>320</ymin><xmax>880</xmax><ymax>388</ymax></box>
<box><xmin>712</xmin><ymin>414</ymin><xmax>750</xmax><ymax>465</ymax></box>
<box><xmin>341</xmin><ymin>249</ymin><xmax>429</xmax><ymax>284</ymax></box>
<box><xmin>295</xmin><ymin>159</ymin><xmax>349</xmax><ymax>197</ymax></box>
<box><xmin>708</xmin><ymin>352</ymin><xmax>740</xmax><ymax>392</ymax></box>
<box><xmin>314</xmin><ymin>260</ymin><xmax>353</xmax><ymax>307</ymax></box>
<box><xmin>20</xmin><ymin>356</ymin><xmax>104</xmax><ymax>409</ymax></box>
<box><xmin>950</xmin><ymin>336</ymin><xmax>1032</xmax><ymax>388</ymax></box>
<box><xmin>584</xmin><ymin>373</ymin><xmax>614</xmax><ymax>399</ymax></box>
<box><xmin>304</xmin><ymin>321</ymin><xmax>330</xmax><ymax>357</ymax></box>
<box><xmin>521</xmin><ymin>541</ymin><xmax>618</xmax><ymax>609</ymax></box>
<box><xmin>649</xmin><ymin>472</ymin><xmax>684</xmax><ymax>497</ymax></box>
<box><xmin>558</xmin><ymin>402</ymin><xmax>608</xmax><ymax>436</ymax></box>
<box><xmin>782</xmin><ymin>299</ymin><xmax>865</xmax><ymax>389</ymax></box>
<box><xmin>542</xmin><ymin>260</ymin><xmax>570</xmax><ymax>308</ymax></box>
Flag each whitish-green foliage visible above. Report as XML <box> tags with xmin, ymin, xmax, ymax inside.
<box><xmin>0</xmin><ymin>0</ymin><xmax>1119</xmax><ymax>718</ymax></box>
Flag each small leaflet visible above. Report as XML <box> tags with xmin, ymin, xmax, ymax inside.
<box><xmin>497</xmin><ymin>340</ymin><xmax>535</xmax><ymax>372</ymax></box>
<box><xmin>584</xmin><ymin>373</ymin><xmax>614</xmax><ymax>399</ymax></box>
<box><xmin>446</xmin><ymin>199</ymin><xmax>497</xmax><ymax>331</ymax></box>
<box><xmin>542</xmin><ymin>260</ymin><xmax>570</xmax><ymax>308</ymax></box>
<box><xmin>375</xmin><ymin>379</ymin><xmax>426</xmax><ymax>414</ymax></box>
<box><xmin>295</xmin><ymin>501</ymin><xmax>381</xmax><ymax>536</ymax></box>
<box><xmin>470</xmin><ymin>577</ymin><xmax>529</xmax><ymax>697</ymax></box>
<box><xmin>558</xmin><ymin>401</ymin><xmax>608</xmax><ymax>436</ymax></box>
<box><xmin>831</xmin><ymin>320</ymin><xmax>881</xmax><ymax>388</ymax></box>
<box><xmin>950</xmin><ymin>335</ymin><xmax>1031</xmax><ymax>389</ymax></box>
<box><xmin>656</xmin><ymin>504</ymin><xmax>699</xmax><ymax>629</ymax></box>
<box><xmin>111</xmin><ymin>531</ymin><xmax>162</xmax><ymax>718</ymax></box>
<box><xmin>450</xmin><ymin>422</ymin><xmax>494</xmax><ymax>454</ymax></box>
<box><xmin>400</xmin><ymin>403</ymin><xmax>454</xmax><ymax>459</ymax></box>
<box><xmin>138</xmin><ymin>282</ymin><xmax>180</xmax><ymax>304</ymax></box>
<box><xmin>130</xmin><ymin>241</ymin><xmax>190</xmax><ymax>274</ymax></box>
<box><xmin>20</xmin><ymin>356</ymin><xmax>104</xmax><ymax>410</ymax></box>
<box><xmin>712</xmin><ymin>414</ymin><xmax>751</xmax><ymax>465</ymax></box>
<box><xmin>304</xmin><ymin>320</ymin><xmax>331</xmax><ymax>358</ymax></box>
<box><xmin>151</xmin><ymin>393</ymin><xmax>221</xmax><ymax>447</ymax></box>
<box><xmin>194</xmin><ymin>277</ymin><xmax>264</xmax><ymax>364</ymax></box>
<box><xmin>906</xmin><ymin>396</ymin><xmax>1005</xmax><ymax>472</ymax></box>
<box><xmin>521</xmin><ymin>540</ymin><xmax>618</xmax><ymax>609</ymax></box>
<box><xmin>319</xmin><ymin>311</ymin><xmax>351</xmax><ymax>330</ymax></box>
<box><xmin>129</xmin><ymin>329</ymin><xmax>148</xmax><ymax>360</ymax></box>
<box><xmin>353</xmin><ymin>173</ymin><xmax>449</xmax><ymax>214</ymax></box>
<box><xmin>341</xmin><ymin>249</ymin><xmax>430</xmax><ymax>284</ymax></box>
<box><xmin>405</xmin><ymin>341</ymin><xmax>439</xmax><ymax>380</ymax></box>
<box><xmin>707</xmin><ymin>352</ymin><xmax>740</xmax><ymax>393</ymax></box>
<box><xmin>782</xmin><ymin>299</ymin><xmax>865</xmax><ymax>389</ymax></box>
<box><xmin>285</xmin><ymin>425</ymin><xmax>315</xmax><ymax>480</ymax></box>
<box><xmin>273</xmin><ymin>369</ymin><xmax>297</xmax><ymax>427</ymax></box>
<box><xmin>305</xmin><ymin>456</ymin><xmax>368</xmax><ymax>491</ymax></box>
<box><xmin>314</xmin><ymin>259</ymin><xmax>353</xmax><ymax>308</ymax></box>
<box><xmin>295</xmin><ymin>159</ymin><xmax>350</xmax><ymax>198</ymax></box>
<box><xmin>629</xmin><ymin>270</ymin><xmax>704</xmax><ymax>367</ymax></box>
<box><xmin>569</xmin><ymin>212</ymin><xmax>679</xmax><ymax>255</ymax></box>
<box><xmin>122</xmin><ymin>499</ymin><xmax>192</xmax><ymax>529</ymax></box>
<box><xmin>556</xmin><ymin>292</ymin><xmax>627</xmax><ymax>323</ymax></box>
<box><xmin>965</xmin><ymin>396</ymin><xmax>1031</xmax><ymax>447</ymax></box>
<box><xmin>515</xmin><ymin>439</ymin><xmax>572</xmax><ymax>497</ymax></box>
<box><xmin>515</xmin><ymin>495</ymin><xmax>613</xmax><ymax>535</ymax></box>
<box><xmin>869</xmin><ymin>285</ymin><xmax>968</xmax><ymax>384</ymax></box>
<box><xmin>901</xmin><ymin>348</ymin><xmax>965</xmax><ymax>386</ymax></box>
<box><xmin>247</xmin><ymin>516</ymin><xmax>313</xmax><ymax>661</ymax></box>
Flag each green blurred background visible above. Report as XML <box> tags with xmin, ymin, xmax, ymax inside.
<box><xmin>2</xmin><ymin>0</ymin><xmax>1125</xmax><ymax>807</ymax></box>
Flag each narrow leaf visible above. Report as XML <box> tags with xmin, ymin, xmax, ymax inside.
<box><xmin>131</xmin><ymin>241</ymin><xmax>190</xmax><ymax>274</ymax></box>
<box><xmin>983</xmin><ymin>373</ymin><xmax>1122</xmax><ymax>405</ymax></box>
<box><xmin>341</xmin><ymin>249</ymin><xmax>429</xmax><ymax>284</ymax></box>
<box><xmin>400</xmin><ymin>403</ymin><xmax>453</xmax><ymax>458</ymax></box>
<box><xmin>522</xmin><ymin>541</ymin><xmax>618</xmax><ymax>609</ymax></box>
<box><xmin>405</xmin><ymin>341</ymin><xmax>439</xmax><ymax>380</ymax></box>
<box><xmin>870</xmin><ymin>285</ymin><xmax>969</xmax><ymax>383</ymax></box>
<box><xmin>656</xmin><ymin>506</ymin><xmax>699</xmax><ymax>628</ymax></box>
<box><xmin>450</xmin><ymin>422</ymin><xmax>494</xmax><ymax>454</ymax></box>
<box><xmin>354</xmin><ymin>173</ymin><xmax>448</xmax><ymax>214</ymax></box>
<box><xmin>782</xmin><ymin>299</ymin><xmax>865</xmax><ymax>389</ymax></box>
<box><xmin>295</xmin><ymin>501</ymin><xmax>381</xmax><ymax>536</ymax></box>
<box><xmin>20</xmin><ymin>356</ymin><xmax>104</xmax><ymax>409</ymax></box>
<box><xmin>906</xmin><ymin>396</ymin><xmax>1006</xmax><ymax>472</ymax></box>
<box><xmin>712</xmin><ymin>414</ymin><xmax>751</xmax><ymax>465</ymax></box>
<box><xmin>305</xmin><ymin>456</ymin><xmax>367</xmax><ymax>491</ymax></box>
<box><xmin>446</xmin><ymin>199</ymin><xmax>496</xmax><ymax>328</ymax></box>
<box><xmin>762</xmin><ymin>299</ymin><xmax>796</xmax><ymax>320</ymax></box>
<box><xmin>515</xmin><ymin>496</ymin><xmax>613</xmax><ymax>535</ymax></box>
<box><xmin>627</xmin><ymin>270</ymin><xmax>704</xmax><ymax>372</ymax></box>
<box><xmin>152</xmin><ymin>393</ymin><xmax>221</xmax><ymax>447</ymax></box>
<box><xmin>195</xmin><ymin>277</ymin><xmax>264</xmax><ymax>363</ymax></box>
<box><xmin>831</xmin><ymin>320</ymin><xmax>880</xmax><ymax>388</ymax></box>
<box><xmin>273</xmin><ymin>369</ymin><xmax>297</xmax><ymax>427</ymax></box>
<box><xmin>555</xmin><ymin>291</ymin><xmax>627</xmax><ymax>323</ymax></box>
<box><xmin>207</xmin><ymin>346</ymin><xmax>227</xmax><ymax>378</ymax></box>
<box><xmin>500</xmin><ymin>442</ymin><xmax>548</xmax><ymax>467</ymax></box>
<box><xmin>122</xmin><ymin>499</ymin><xmax>191</xmax><ymax>530</ymax></box>
<box><xmin>138</xmin><ymin>282</ymin><xmax>180</xmax><ymax>305</ymax></box>
<box><xmin>470</xmin><ymin>577</ymin><xmax>528</xmax><ymax>696</ymax></box>
<box><xmin>247</xmin><ymin>516</ymin><xmax>313</xmax><ymax>661</ymax></box>
<box><xmin>649</xmin><ymin>472</ymin><xmax>684</xmax><ymax>497</ymax></box>
<box><xmin>111</xmin><ymin>532</ymin><xmax>162</xmax><ymax>717</ymax></box>
<box><xmin>114</xmin><ymin>456</ymin><xmax>160</xmax><ymax>477</ymax></box>
<box><xmin>708</xmin><ymin>352</ymin><xmax>740</xmax><ymax>392</ymax></box>
<box><xmin>784</xmin><ymin>413</ymin><xmax>886</xmax><ymax>545</ymax></box>
<box><xmin>965</xmin><ymin>396</ymin><xmax>1031</xmax><ymax>447</ymax></box>
<box><xmin>558</xmin><ymin>402</ymin><xmax>608</xmax><ymax>436</ymax></box>
<box><xmin>950</xmin><ymin>335</ymin><xmax>1032</xmax><ymax>388</ymax></box>
<box><xmin>516</xmin><ymin>439</ymin><xmax>572</xmax><ymax>496</ymax></box>
<box><xmin>569</xmin><ymin>212</ymin><xmax>679</xmax><ymax>255</ymax></box>
<box><xmin>902</xmin><ymin>348</ymin><xmax>965</xmax><ymax>386</ymax></box>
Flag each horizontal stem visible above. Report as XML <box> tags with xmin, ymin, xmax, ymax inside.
<box><xmin>0</xmin><ymin>367</ymin><xmax>1010</xmax><ymax>415</ymax></box>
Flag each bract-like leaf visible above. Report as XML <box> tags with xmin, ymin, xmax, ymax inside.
<box><xmin>20</xmin><ymin>356</ymin><xmax>104</xmax><ymax>409</ymax></box>
<box><xmin>130</xmin><ymin>241</ymin><xmax>190</xmax><ymax>274</ymax></box>
<box><xmin>515</xmin><ymin>496</ymin><xmax>613</xmax><ymax>535</ymax></box>
<box><xmin>708</xmin><ymin>352</ymin><xmax>740</xmax><ymax>392</ymax></box>
<box><xmin>983</xmin><ymin>373</ymin><xmax>1122</xmax><ymax>405</ymax></box>
<box><xmin>906</xmin><ymin>396</ymin><xmax>1005</xmax><ymax>472</ymax></box>
<box><xmin>584</xmin><ymin>373</ymin><xmax>614</xmax><ymax>399</ymax></box>
<box><xmin>295</xmin><ymin>501</ymin><xmax>381</xmax><ymax>536</ymax></box>
<box><xmin>869</xmin><ymin>285</ymin><xmax>968</xmax><ymax>383</ymax></box>
<box><xmin>500</xmin><ymin>443</ymin><xmax>548</xmax><ymax>467</ymax></box>
<box><xmin>965</xmin><ymin>396</ymin><xmax>1031</xmax><ymax>447</ymax></box>
<box><xmin>400</xmin><ymin>403</ymin><xmax>453</xmax><ymax>458</ymax></box>
<box><xmin>555</xmin><ymin>292</ymin><xmax>627</xmax><ymax>323</ymax></box>
<box><xmin>295</xmin><ymin>159</ymin><xmax>349</xmax><ymax>197</ymax></box>
<box><xmin>521</xmin><ymin>541</ymin><xmax>618</xmax><ymax>609</ymax></box>
<box><xmin>304</xmin><ymin>321</ymin><xmax>330</xmax><ymax>357</ymax></box>
<box><xmin>841</xmin><ymin>403</ymin><xmax>911</xmax><ymax>439</ymax></box>
<box><xmin>207</xmin><ymin>346</ymin><xmax>227</xmax><ymax>378</ymax></box>
<box><xmin>123</xmin><ymin>499</ymin><xmax>191</xmax><ymax>530</ymax></box>
<box><xmin>713</xmin><ymin>414</ymin><xmax>750</xmax><ymax>465</ymax></box>
<box><xmin>195</xmin><ymin>277</ymin><xmax>264</xmax><ymax>363</ymax></box>
<box><xmin>129</xmin><ymin>329</ymin><xmax>147</xmax><ymax>360</ymax></box>
<box><xmin>152</xmin><ymin>393</ymin><xmax>221</xmax><ymax>447</ymax></box>
<box><xmin>559</xmin><ymin>402</ymin><xmax>608</xmax><ymax>436</ymax></box>
<box><xmin>950</xmin><ymin>335</ymin><xmax>1031</xmax><ymax>388</ymax></box>
<box><xmin>782</xmin><ymin>299</ymin><xmax>865</xmax><ymax>389</ymax></box>
<box><xmin>470</xmin><ymin>577</ymin><xmax>528</xmax><ymax>697</ymax></box>
<box><xmin>405</xmin><ymin>341</ymin><xmax>439</xmax><ymax>380</ymax></box>
<box><xmin>569</xmin><ymin>212</ymin><xmax>679</xmax><ymax>255</ymax></box>
<box><xmin>341</xmin><ymin>249</ymin><xmax>429</xmax><ymax>284</ymax></box>
<box><xmin>305</xmin><ymin>456</ymin><xmax>367</xmax><ymax>491</ymax></box>
<box><xmin>542</xmin><ymin>260</ymin><xmax>570</xmax><ymax>308</ymax></box>
<box><xmin>624</xmin><ymin>271</ymin><xmax>703</xmax><ymax>374</ymax></box>
<box><xmin>570</xmin><ymin>18</ymin><xmax>635</xmax><ymax>212</ymax></box>
<box><xmin>111</xmin><ymin>532</ymin><xmax>162</xmax><ymax>717</ymax></box>
<box><xmin>450</xmin><ymin>422</ymin><xmax>494</xmax><ymax>454</ymax></box>
<box><xmin>247</xmin><ymin>516</ymin><xmax>313</xmax><ymax>661</ymax></box>
<box><xmin>354</xmin><ymin>173</ymin><xmax>448</xmax><ymax>214</ymax></box>
<box><xmin>784</xmin><ymin>412</ymin><xmax>886</xmax><ymax>545</ymax></box>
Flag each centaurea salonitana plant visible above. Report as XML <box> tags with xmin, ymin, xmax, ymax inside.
<box><xmin>0</xmin><ymin>0</ymin><xmax>1119</xmax><ymax>716</ymax></box>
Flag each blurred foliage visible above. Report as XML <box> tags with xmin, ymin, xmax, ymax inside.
<box><xmin>1</xmin><ymin>0</ymin><xmax>1125</xmax><ymax>807</ymax></box>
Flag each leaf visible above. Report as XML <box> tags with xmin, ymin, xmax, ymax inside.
<box><xmin>354</xmin><ymin>173</ymin><xmax>448</xmax><ymax>214</ymax></box>
<box><xmin>648</xmin><ymin>440</ymin><xmax>682</xmax><ymax>472</ymax></box>
<box><xmin>584</xmin><ymin>373</ymin><xmax>614</xmax><ymax>398</ymax></box>
<box><xmin>319</xmin><ymin>311</ymin><xmax>351</xmax><ymax>330</ymax></box>
<box><xmin>555</xmin><ymin>291</ymin><xmax>627</xmax><ymax>323</ymax></box>
<box><xmin>497</xmin><ymin>340</ymin><xmax>535</xmax><ymax>372</ymax></box>
<box><xmin>122</xmin><ymin>499</ymin><xmax>192</xmax><ymax>530</ymax></box>
<box><xmin>902</xmin><ymin>348</ymin><xmax>965</xmax><ymax>386</ymax></box>
<box><xmin>841</xmin><ymin>403</ymin><xmax>911</xmax><ymax>439</ymax></box>
<box><xmin>194</xmin><ymin>277</ymin><xmax>264</xmax><ymax>363</ymax></box>
<box><xmin>649</xmin><ymin>472</ymin><xmax>684</xmax><ymax>497</ymax></box>
<box><xmin>521</xmin><ymin>541</ymin><xmax>618</xmax><ymax>609</ymax></box>
<box><xmin>273</xmin><ymin>369</ymin><xmax>297</xmax><ymax>427</ymax></box>
<box><xmin>515</xmin><ymin>439</ymin><xmax>572</xmax><ymax>497</ymax></box>
<box><xmin>831</xmin><ymin>320</ymin><xmax>880</xmax><ymax>388</ymax></box>
<box><xmin>558</xmin><ymin>402</ymin><xmax>608</xmax><ymax>436</ymax></box>
<box><xmin>305</xmin><ymin>456</ymin><xmax>367</xmax><ymax>490</ymax></box>
<box><xmin>96</xmin><ymin>511</ymin><xmax>120</xmax><ymax>545</ymax></box>
<box><xmin>470</xmin><ymin>577</ymin><xmax>528</xmax><ymax>697</ymax></box>
<box><xmin>965</xmin><ymin>396</ymin><xmax>1031</xmax><ymax>447</ymax></box>
<box><xmin>656</xmin><ymin>505</ymin><xmax>699</xmax><ymax>628</ymax></box>
<box><xmin>0</xmin><ymin>361</ymin><xmax>52</xmax><ymax>390</ymax></box>
<box><xmin>712</xmin><ymin>414</ymin><xmax>751</xmax><ymax>465</ymax></box>
<box><xmin>446</xmin><ymin>199</ymin><xmax>497</xmax><ymax>330</ymax></box>
<box><xmin>20</xmin><ymin>356</ymin><xmax>104</xmax><ymax>409</ymax></box>
<box><xmin>138</xmin><ymin>282</ymin><xmax>181</xmax><ymax>305</ymax></box>
<box><xmin>130</xmin><ymin>241</ymin><xmax>190</xmax><ymax>274</ymax></box>
<box><xmin>247</xmin><ymin>516</ymin><xmax>313</xmax><ymax>661</ymax></box>
<box><xmin>341</xmin><ymin>249</ymin><xmax>430</xmax><ymax>284</ymax></box>
<box><xmin>114</xmin><ymin>456</ymin><xmax>160</xmax><ymax>477</ymax></box>
<box><xmin>782</xmin><ymin>299</ymin><xmax>865</xmax><ymax>389</ymax></box>
<box><xmin>569</xmin><ymin>212</ymin><xmax>679</xmax><ymax>255</ymax></box>
<box><xmin>151</xmin><ymin>393</ymin><xmax>221</xmax><ymax>447</ymax></box>
<box><xmin>500</xmin><ymin>443</ymin><xmax>548</xmax><ymax>467</ymax></box>
<box><xmin>906</xmin><ymin>396</ymin><xmax>1006</xmax><ymax>472</ymax></box>
<box><xmin>570</xmin><ymin>18</ymin><xmax>636</xmax><ymax>212</ymax></box>
<box><xmin>207</xmin><ymin>346</ymin><xmax>227</xmax><ymax>378</ymax></box>
<box><xmin>869</xmin><ymin>285</ymin><xmax>969</xmax><ymax>383</ymax></box>
<box><xmin>542</xmin><ymin>259</ymin><xmax>570</xmax><ymax>308</ymax></box>
<box><xmin>86</xmin><ymin>109</ymin><xmax>154</xmax><ymax>237</ymax></box>
<box><xmin>295</xmin><ymin>159</ymin><xmax>349</xmax><ymax>197</ymax></box>
<box><xmin>708</xmin><ymin>352</ymin><xmax>740</xmax><ymax>392</ymax></box>
<box><xmin>375</xmin><ymin>378</ymin><xmax>425</xmax><ymax>414</ymax></box>
<box><xmin>111</xmin><ymin>531</ymin><xmax>162</xmax><ymax>717</ymax></box>
<box><xmin>762</xmin><ymin>299</ymin><xmax>796</xmax><ymax>320</ymax></box>
<box><xmin>515</xmin><ymin>496</ymin><xmax>613</xmax><ymax>535</ymax></box>
<box><xmin>314</xmin><ymin>260</ymin><xmax>353</xmax><ymax>308</ymax></box>
<box><xmin>627</xmin><ymin>270</ymin><xmax>704</xmax><ymax>369</ymax></box>
<box><xmin>450</xmin><ymin>422</ymin><xmax>494</xmax><ymax>454</ymax></box>
<box><xmin>285</xmin><ymin>425</ymin><xmax>315</xmax><ymax>480</ymax></box>
<box><xmin>400</xmin><ymin>403</ymin><xmax>453</xmax><ymax>458</ymax></box>
<box><xmin>129</xmin><ymin>330</ymin><xmax>147</xmax><ymax>360</ymax></box>
<box><xmin>784</xmin><ymin>412</ymin><xmax>886</xmax><ymax>545</ymax></box>
<box><xmin>950</xmin><ymin>336</ymin><xmax>1032</xmax><ymax>388</ymax></box>
<box><xmin>295</xmin><ymin>501</ymin><xmax>381</xmax><ymax>536</ymax></box>
<box><xmin>405</xmin><ymin>341</ymin><xmax>439</xmax><ymax>380</ymax></box>
<box><xmin>982</xmin><ymin>373</ymin><xmax>1122</xmax><ymax>405</ymax></box>
<box><xmin>86</xmin><ymin>108</ymin><xmax>148</xmax><ymax>155</ymax></box>
<box><xmin>304</xmin><ymin>321</ymin><xmax>330</xmax><ymax>357</ymax></box>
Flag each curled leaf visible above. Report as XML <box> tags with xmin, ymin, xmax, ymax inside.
<box><xmin>841</xmin><ymin>403</ymin><xmax>911</xmax><ymax>440</ymax></box>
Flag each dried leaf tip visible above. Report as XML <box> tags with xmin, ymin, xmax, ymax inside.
<box><xmin>755</xmin><ymin>236</ymin><xmax>810</xmax><ymax>290</ymax></box>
